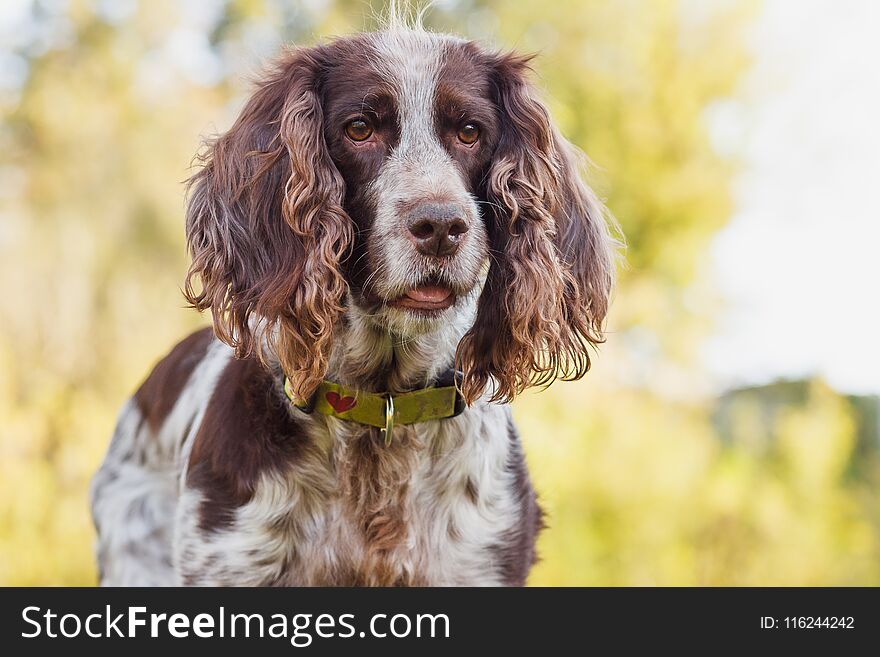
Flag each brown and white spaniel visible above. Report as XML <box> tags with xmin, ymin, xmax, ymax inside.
<box><xmin>90</xmin><ymin>21</ymin><xmax>616</xmax><ymax>586</ymax></box>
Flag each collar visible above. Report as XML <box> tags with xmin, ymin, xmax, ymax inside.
<box><xmin>283</xmin><ymin>369</ymin><xmax>465</xmax><ymax>445</ymax></box>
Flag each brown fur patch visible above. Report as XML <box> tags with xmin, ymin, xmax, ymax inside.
<box><xmin>490</xmin><ymin>417</ymin><xmax>545</xmax><ymax>586</ymax></box>
<box><xmin>337</xmin><ymin>426</ymin><xmax>422</xmax><ymax>586</ymax></box>
<box><xmin>184</xmin><ymin>44</ymin><xmax>354</xmax><ymax>404</ymax></box>
<box><xmin>186</xmin><ymin>355</ymin><xmax>307</xmax><ymax>532</ymax></box>
<box><xmin>134</xmin><ymin>327</ymin><xmax>213</xmax><ymax>433</ymax></box>
<box><xmin>464</xmin><ymin>476</ymin><xmax>479</xmax><ymax>504</ymax></box>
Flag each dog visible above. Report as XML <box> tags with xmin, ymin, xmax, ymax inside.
<box><xmin>90</xmin><ymin>20</ymin><xmax>616</xmax><ymax>586</ymax></box>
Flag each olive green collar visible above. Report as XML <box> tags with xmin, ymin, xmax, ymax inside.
<box><xmin>283</xmin><ymin>370</ymin><xmax>465</xmax><ymax>445</ymax></box>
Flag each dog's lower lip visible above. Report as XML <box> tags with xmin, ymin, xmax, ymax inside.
<box><xmin>390</xmin><ymin>285</ymin><xmax>455</xmax><ymax>310</ymax></box>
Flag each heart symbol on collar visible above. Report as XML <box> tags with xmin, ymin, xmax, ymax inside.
<box><xmin>326</xmin><ymin>391</ymin><xmax>357</xmax><ymax>413</ymax></box>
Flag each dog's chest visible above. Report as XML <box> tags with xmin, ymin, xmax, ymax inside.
<box><xmin>180</xmin><ymin>405</ymin><xmax>521</xmax><ymax>586</ymax></box>
<box><xmin>278</xmin><ymin>413</ymin><xmax>518</xmax><ymax>586</ymax></box>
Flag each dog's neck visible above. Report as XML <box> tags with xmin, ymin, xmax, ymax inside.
<box><xmin>326</xmin><ymin>299</ymin><xmax>475</xmax><ymax>394</ymax></box>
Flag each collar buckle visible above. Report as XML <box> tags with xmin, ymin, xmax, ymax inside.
<box><xmin>380</xmin><ymin>395</ymin><xmax>395</xmax><ymax>446</ymax></box>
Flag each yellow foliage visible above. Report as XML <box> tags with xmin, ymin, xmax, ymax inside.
<box><xmin>519</xmin><ymin>379</ymin><xmax>879</xmax><ymax>585</ymax></box>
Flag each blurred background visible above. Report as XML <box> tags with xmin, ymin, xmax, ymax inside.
<box><xmin>1</xmin><ymin>0</ymin><xmax>878</xmax><ymax>586</ymax></box>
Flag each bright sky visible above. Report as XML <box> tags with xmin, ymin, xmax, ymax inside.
<box><xmin>705</xmin><ymin>0</ymin><xmax>880</xmax><ymax>395</ymax></box>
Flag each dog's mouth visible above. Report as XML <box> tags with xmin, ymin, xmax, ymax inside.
<box><xmin>388</xmin><ymin>283</ymin><xmax>455</xmax><ymax>312</ymax></box>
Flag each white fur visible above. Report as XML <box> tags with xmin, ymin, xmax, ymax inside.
<box><xmin>365</xmin><ymin>29</ymin><xmax>488</xmax><ymax>335</ymax></box>
<box><xmin>91</xmin><ymin>341</ymin><xmax>231</xmax><ymax>585</ymax></box>
<box><xmin>94</xmin><ymin>330</ymin><xmax>526</xmax><ymax>586</ymax></box>
<box><xmin>170</xmin><ymin>379</ymin><xmax>518</xmax><ymax>586</ymax></box>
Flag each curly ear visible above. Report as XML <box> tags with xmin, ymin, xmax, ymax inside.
<box><xmin>184</xmin><ymin>46</ymin><xmax>352</xmax><ymax>400</ymax></box>
<box><xmin>457</xmin><ymin>53</ymin><xmax>618</xmax><ymax>404</ymax></box>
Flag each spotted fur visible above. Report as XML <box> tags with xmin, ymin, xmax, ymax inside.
<box><xmin>91</xmin><ymin>22</ymin><xmax>616</xmax><ymax>587</ymax></box>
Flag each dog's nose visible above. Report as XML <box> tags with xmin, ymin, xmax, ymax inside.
<box><xmin>405</xmin><ymin>203</ymin><xmax>469</xmax><ymax>257</ymax></box>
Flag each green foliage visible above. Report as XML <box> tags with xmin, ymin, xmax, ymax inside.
<box><xmin>1</xmin><ymin>0</ymin><xmax>877</xmax><ymax>585</ymax></box>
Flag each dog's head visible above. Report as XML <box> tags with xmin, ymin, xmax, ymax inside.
<box><xmin>184</xmin><ymin>27</ymin><xmax>617</xmax><ymax>404</ymax></box>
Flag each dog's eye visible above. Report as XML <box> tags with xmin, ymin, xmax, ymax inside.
<box><xmin>457</xmin><ymin>123</ymin><xmax>480</xmax><ymax>145</ymax></box>
<box><xmin>345</xmin><ymin>119</ymin><xmax>373</xmax><ymax>142</ymax></box>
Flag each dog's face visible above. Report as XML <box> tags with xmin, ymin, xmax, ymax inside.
<box><xmin>185</xmin><ymin>28</ymin><xmax>617</xmax><ymax>403</ymax></box>
<box><xmin>322</xmin><ymin>33</ymin><xmax>495</xmax><ymax>335</ymax></box>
